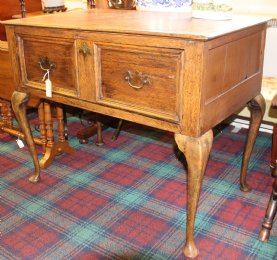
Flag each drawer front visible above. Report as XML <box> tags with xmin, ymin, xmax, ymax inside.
<box><xmin>18</xmin><ymin>35</ymin><xmax>78</xmax><ymax>97</ymax></box>
<box><xmin>95</xmin><ymin>44</ymin><xmax>183</xmax><ymax>122</ymax></box>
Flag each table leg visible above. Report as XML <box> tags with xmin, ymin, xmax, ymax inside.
<box><xmin>40</xmin><ymin>102</ymin><xmax>75</xmax><ymax>168</ymax></box>
<box><xmin>175</xmin><ymin>129</ymin><xmax>213</xmax><ymax>258</ymax></box>
<box><xmin>0</xmin><ymin>100</ymin><xmax>8</xmax><ymax>130</ymax></box>
<box><xmin>56</xmin><ymin>104</ymin><xmax>75</xmax><ymax>154</ymax></box>
<box><xmin>259</xmin><ymin>119</ymin><xmax>277</xmax><ymax>241</ymax></box>
<box><xmin>95</xmin><ymin>120</ymin><xmax>104</xmax><ymax>146</ymax></box>
<box><xmin>11</xmin><ymin>91</ymin><xmax>40</xmax><ymax>183</ymax></box>
<box><xmin>6</xmin><ymin>101</ymin><xmax>13</xmax><ymax>128</ymax></box>
<box><xmin>112</xmin><ymin>119</ymin><xmax>123</xmax><ymax>141</ymax></box>
<box><xmin>38</xmin><ymin>102</ymin><xmax>47</xmax><ymax>154</ymax></box>
<box><xmin>258</xmin><ymin>178</ymin><xmax>277</xmax><ymax>242</ymax></box>
<box><xmin>240</xmin><ymin>94</ymin><xmax>265</xmax><ymax>192</ymax></box>
<box><xmin>270</xmin><ymin>123</ymin><xmax>277</xmax><ymax>172</ymax></box>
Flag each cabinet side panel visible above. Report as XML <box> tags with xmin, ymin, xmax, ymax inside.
<box><xmin>202</xmin><ymin>27</ymin><xmax>266</xmax><ymax>133</ymax></box>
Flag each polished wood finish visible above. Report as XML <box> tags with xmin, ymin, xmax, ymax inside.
<box><xmin>258</xmin><ymin>94</ymin><xmax>277</xmax><ymax>242</ymax></box>
<box><xmin>175</xmin><ymin>130</ymin><xmax>213</xmax><ymax>258</ymax></box>
<box><xmin>11</xmin><ymin>91</ymin><xmax>40</xmax><ymax>183</ymax></box>
<box><xmin>0</xmin><ymin>42</ymin><xmax>72</xmax><ymax>167</ymax></box>
<box><xmin>0</xmin><ymin>40</ymin><xmax>42</xmax><ymax>144</ymax></box>
<box><xmin>75</xmin><ymin>0</ymin><xmax>99</xmax><ymax>144</ymax></box>
<box><xmin>39</xmin><ymin>102</ymin><xmax>75</xmax><ymax>169</ymax></box>
<box><xmin>38</xmin><ymin>102</ymin><xmax>47</xmax><ymax>153</ymax></box>
<box><xmin>0</xmin><ymin>41</ymin><xmax>40</xmax><ymax>106</ymax></box>
<box><xmin>4</xmin><ymin>10</ymin><xmax>268</xmax><ymax>257</ymax></box>
<box><xmin>0</xmin><ymin>6</ymin><xmax>73</xmax><ymax>168</ymax></box>
<box><xmin>240</xmin><ymin>94</ymin><xmax>266</xmax><ymax>191</ymax></box>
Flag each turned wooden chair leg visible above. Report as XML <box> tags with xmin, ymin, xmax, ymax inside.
<box><xmin>0</xmin><ymin>101</ymin><xmax>2</xmax><ymax>133</ymax></box>
<box><xmin>40</xmin><ymin>102</ymin><xmax>75</xmax><ymax>169</ymax></box>
<box><xmin>0</xmin><ymin>100</ymin><xmax>6</xmax><ymax>133</ymax></box>
<box><xmin>56</xmin><ymin>104</ymin><xmax>75</xmax><ymax>152</ymax></box>
<box><xmin>95</xmin><ymin>120</ymin><xmax>104</xmax><ymax>146</ymax></box>
<box><xmin>56</xmin><ymin>105</ymin><xmax>66</xmax><ymax>144</ymax></box>
<box><xmin>6</xmin><ymin>101</ymin><xmax>13</xmax><ymax>128</ymax></box>
<box><xmin>11</xmin><ymin>91</ymin><xmax>40</xmax><ymax>183</ymax></box>
<box><xmin>175</xmin><ymin>130</ymin><xmax>213</xmax><ymax>258</ymax></box>
<box><xmin>45</xmin><ymin>101</ymin><xmax>54</xmax><ymax>148</ymax></box>
<box><xmin>258</xmin><ymin>178</ymin><xmax>277</xmax><ymax>242</ymax></box>
<box><xmin>1</xmin><ymin>101</ymin><xmax>8</xmax><ymax>127</ymax></box>
<box><xmin>259</xmin><ymin>102</ymin><xmax>277</xmax><ymax>242</ymax></box>
<box><xmin>240</xmin><ymin>94</ymin><xmax>266</xmax><ymax>192</ymax></box>
<box><xmin>270</xmin><ymin>123</ymin><xmax>277</xmax><ymax>172</ymax></box>
<box><xmin>38</xmin><ymin>102</ymin><xmax>47</xmax><ymax>154</ymax></box>
<box><xmin>39</xmin><ymin>101</ymin><xmax>55</xmax><ymax>168</ymax></box>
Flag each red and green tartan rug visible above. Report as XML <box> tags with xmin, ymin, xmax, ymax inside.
<box><xmin>0</xmin><ymin>115</ymin><xmax>276</xmax><ymax>259</ymax></box>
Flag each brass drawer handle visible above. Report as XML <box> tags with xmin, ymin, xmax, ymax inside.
<box><xmin>38</xmin><ymin>56</ymin><xmax>56</xmax><ymax>72</ymax></box>
<box><xmin>79</xmin><ymin>43</ymin><xmax>91</xmax><ymax>57</ymax></box>
<box><xmin>124</xmin><ymin>70</ymin><xmax>150</xmax><ymax>90</ymax></box>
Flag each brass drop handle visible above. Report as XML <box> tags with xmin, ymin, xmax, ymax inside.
<box><xmin>79</xmin><ymin>43</ymin><xmax>91</xmax><ymax>57</ymax></box>
<box><xmin>38</xmin><ymin>56</ymin><xmax>56</xmax><ymax>72</ymax></box>
<box><xmin>124</xmin><ymin>70</ymin><xmax>150</xmax><ymax>90</ymax></box>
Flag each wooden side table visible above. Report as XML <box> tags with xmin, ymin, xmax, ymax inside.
<box><xmin>3</xmin><ymin>11</ymin><xmax>269</xmax><ymax>257</ymax></box>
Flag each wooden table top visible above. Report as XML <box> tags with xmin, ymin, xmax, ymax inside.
<box><xmin>2</xmin><ymin>9</ymin><xmax>270</xmax><ymax>40</ymax></box>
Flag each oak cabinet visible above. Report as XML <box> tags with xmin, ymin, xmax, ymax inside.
<box><xmin>3</xmin><ymin>10</ymin><xmax>269</xmax><ymax>258</ymax></box>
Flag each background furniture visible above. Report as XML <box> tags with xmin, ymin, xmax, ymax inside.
<box><xmin>0</xmin><ymin>0</ymin><xmax>74</xmax><ymax>177</ymax></box>
<box><xmin>0</xmin><ymin>0</ymin><xmax>42</xmax><ymax>145</ymax></box>
<box><xmin>3</xmin><ymin>10</ymin><xmax>268</xmax><ymax>257</ymax></box>
<box><xmin>259</xmin><ymin>94</ymin><xmax>277</xmax><ymax>242</ymax></box>
<box><xmin>0</xmin><ymin>0</ymin><xmax>42</xmax><ymax>40</ymax></box>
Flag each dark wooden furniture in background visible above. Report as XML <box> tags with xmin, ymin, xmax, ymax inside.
<box><xmin>95</xmin><ymin>0</ymin><xmax>109</xmax><ymax>9</ymax></box>
<box><xmin>259</xmin><ymin>94</ymin><xmax>277</xmax><ymax>242</ymax></box>
<box><xmin>0</xmin><ymin>0</ymin><xmax>41</xmax><ymax>40</ymax></box>
<box><xmin>0</xmin><ymin>0</ymin><xmax>42</xmax><ymax>149</ymax></box>
<box><xmin>0</xmin><ymin>41</ymin><xmax>16</xmax><ymax>135</ymax></box>
<box><xmin>0</xmin><ymin>0</ymin><xmax>74</xmax><ymax>177</ymax></box>
<box><xmin>0</xmin><ymin>41</ymin><xmax>14</xmax><ymax>101</ymax></box>
<box><xmin>3</xmin><ymin>10</ymin><xmax>268</xmax><ymax>257</ymax></box>
<box><xmin>0</xmin><ymin>41</ymin><xmax>45</xmax><ymax>148</ymax></box>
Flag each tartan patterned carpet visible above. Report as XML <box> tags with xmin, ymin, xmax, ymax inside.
<box><xmin>0</xmin><ymin>115</ymin><xmax>276</xmax><ymax>260</ymax></box>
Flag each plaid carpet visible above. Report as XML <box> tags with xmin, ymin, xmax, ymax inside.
<box><xmin>0</xmin><ymin>114</ymin><xmax>276</xmax><ymax>260</ymax></box>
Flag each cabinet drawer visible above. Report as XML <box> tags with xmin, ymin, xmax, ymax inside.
<box><xmin>96</xmin><ymin>44</ymin><xmax>183</xmax><ymax>122</ymax></box>
<box><xmin>18</xmin><ymin>35</ymin><xmax>78</xmax><ymax>97</ymax></box>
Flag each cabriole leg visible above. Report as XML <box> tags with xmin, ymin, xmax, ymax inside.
<box><xmin>175</xmin><ymin>130</ymin><xmax>213</xmax><ymax>258</ymax></box>
<box><xmin>240</xmin><ymin>94</ymin><xmax>265</xmax><ymax>192</ymax></box>
<box><xmin>11</xmin><ymin>91</ymin><xmax>40</xmax><ymax>183</ymax></box>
